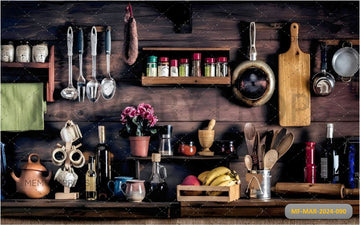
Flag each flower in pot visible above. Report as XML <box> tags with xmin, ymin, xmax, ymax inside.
<box><xmin>120</xmin><ymin>103</ymin><xmax>158</xmax><ymax>157</ymax></box>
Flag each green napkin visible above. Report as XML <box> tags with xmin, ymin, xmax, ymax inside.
<box><xmin>1</xmin><ymin>83</ymin><xmax>46</xmax><ymax>131</ymax></box>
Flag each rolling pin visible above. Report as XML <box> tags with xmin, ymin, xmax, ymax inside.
<box><xmin>272</xmin><ymin>183</ymin><xmax>346</xmax><ymax>198</ymax></box>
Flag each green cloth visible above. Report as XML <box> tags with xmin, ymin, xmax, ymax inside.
<box><xmin>1</xmin><ymin>83</ymin><xmax>46</xmax><ymax>131</ymax></box>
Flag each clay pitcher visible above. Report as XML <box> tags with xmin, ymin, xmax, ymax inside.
<box><xmin>11</xmin><ymin>153</ymin><xmax>52</xmax><ymax>198</ymax></box>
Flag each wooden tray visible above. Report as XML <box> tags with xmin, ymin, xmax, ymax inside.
<box><xmin>177</xmin><ymin>184</ymin><xmax>240</xmax><ymax>202</ymax></box>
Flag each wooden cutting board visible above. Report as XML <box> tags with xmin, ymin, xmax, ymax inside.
<box><xmin>278</xmin><ymin>23</ymin><xmax>311</xmax><ymax>127</ymax></box>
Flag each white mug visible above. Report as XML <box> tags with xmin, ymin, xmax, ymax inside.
<box><xmin>54</xmin><ymin>167</ymin><xmax>78</xmax><ymax>188</ymax></box>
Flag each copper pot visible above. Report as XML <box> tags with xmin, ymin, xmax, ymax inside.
<box><xmin>10</xmin><ymin>153</ymin><xmax>52</xmax><ymax>198</ymax></box>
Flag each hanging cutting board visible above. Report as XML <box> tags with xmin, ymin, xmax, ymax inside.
<box><xmin>278</xmin><ymin>23</ymin><xmax>310</xmax><ymax>127</ymax></box>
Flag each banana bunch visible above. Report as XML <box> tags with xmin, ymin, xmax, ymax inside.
<box><xmin>198</xmin><ymin>166</ymin><xmax>240</xmax><ymax>196</ymax></box>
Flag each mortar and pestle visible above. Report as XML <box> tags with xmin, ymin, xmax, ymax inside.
<box><xmin>198</xmin><ymin>119</ymin><xmax>216</xmax><ymax>156</ymax></box>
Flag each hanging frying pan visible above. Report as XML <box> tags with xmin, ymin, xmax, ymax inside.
<box><xmin>332</xmin><ymin>41</ymin><xmax>359</xmax><ymax>82</ymax></box>
<box><xmin>232</xmin><ymin>22</ymin><xmax>275</xmax><ymax>106</ymax></box>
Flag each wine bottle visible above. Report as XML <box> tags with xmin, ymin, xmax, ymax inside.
<box><xmin>320</xmin><ymin>123</ymin><xmax>333</xmax><ymax>183</ymax></box>
<box><xmin>96</xmin><ymin>126</ymin><xmax>112</xmax><ymax>200</ymax></box>
<box><xmin>85</xmin><ymin>156</ymin><xmax>97</xmax><ymax>200</ymax></box>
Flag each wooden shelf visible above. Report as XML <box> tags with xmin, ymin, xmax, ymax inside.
<box><xmin>1</xmin><ymin>199</ymin><xmax>178</xmax><ymax>218</ymax></box>
<box><xmin>319</xmin><ymin>39</ymin><xmax>359</xmax><ymax>46</ymax></box>
<box><xmin>143</xmin><ymin>47</ymin><xmax>231</xmax><ymax>51</ymax></box>
<box><xmin>141</xmin><ymin>76</ymin><xmax>231</xmax><ymax>86</ymax></box>
<box><xmin>127</xmin><ymin>155</ymin><xmax>229</xmax><ymax>161</ymax></box>
<box><xmin>1</xmin><ymin>45</ymin><xmax>55</xmax><ymax>102</ymax></box>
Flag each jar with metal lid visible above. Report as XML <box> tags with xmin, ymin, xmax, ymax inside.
<box><xmin>1</xmin><ymin>41</ymin><xmax>14</xmax><ymax>62</ymax></box>
<box><xmin>204</xmin><ymin>57</ymin><xmax>215</xmax><ymax>77</ymax></box>
<box><xmin>16</xmin><ymin>41</ymin><xmax>31</xmax><ymax>63</ymax></box>
<box><xmin>216</xmin><ymin>57</ymin><xmax>228</xmax><ymax>77</ymax></box>
<box><xmin>170</xmin><ymin>59</ymin><xmax>178</xmax><ymax>77</ymax></box>
<box><xmin>192</xmin><ymin>53</ymin><xmax>201</xmax><ymax>77</ymax></box>
<box><xmin>158</xmin><ymin>57</ymin><xmax>169</xmax><ymax>77</ymax></box>
<box><xmin>179</xmin><ymin>58</ymin><xmax>189</xmax><ymax>77</ymax></box>
<box><xmin>146</xmin><ymin>55</ymin><xmax>157</xmax><ymax>77</ymax></box>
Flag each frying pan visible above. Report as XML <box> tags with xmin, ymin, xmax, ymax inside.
<box><xmin>232</xmin><ymin>22</ymin><xmax>275</xmax><ymax>106</ymax></box>
<box><xmin>312</xmin><ymin>42</ymin><xmax>335</xmax><ymax>96</ymax></box>
<box><xmin>332</xmin><ymin>41</ymin><xmax>359</xmax><ymax>82</ymax></box>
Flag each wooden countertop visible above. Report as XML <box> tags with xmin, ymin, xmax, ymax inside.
<box><xmin>2</xmin><ymin>198</ymin><xmax>359</xmax><ymax>218</ymax></box>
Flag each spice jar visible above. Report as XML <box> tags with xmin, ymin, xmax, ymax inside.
<box><xmin>179</xmin><ymin>58</ymin><xmax>189</xmax><ymax>77</ymax></box>
<box><xmin>146</xmin><ymin>55</ymin><xmax>157</xmax><ymax>77</ymax></box>
<box><xmin>170</xmin><ymin>59</ymin><xmax>178</xmax><ymax>77</ymax></box>
<box><xmin>182</xmin><ymin>141</ymin><xmax>196</xmax><ymax>156</ymax></box>
<box><xmin>158</xmin><ymin>57</ymin><xmax>169</xmax><ymax>77</ymax></box>
<box><xmin>1</xmin><ymin>41</ymin><xmax>14</xmax><ymax>62</ymax></box>
<box><xmin>204</xmin><ymin>57</ymin><xmax>215</xmax><ymax>77</ymax></box>
<box><xmin>216</xmin><ymin>57</ymin><xmax>228</xmax><ymax>77</ymax></box>
<box><xmin>16</xmin><ymin>41</ymin><xmax>31</xmax><ymax>63</ymax></box>
<box><xmin>192</xmin><ymin>53</ymin><xmax>201</xmax><ymax>77</ymax></box>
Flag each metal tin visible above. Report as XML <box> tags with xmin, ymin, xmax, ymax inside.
<box><xmin>32</xmin><ymin>42</ymin><xmax>48</xmax><ymax>63</ymax></box>
<box><xmin>257</xmin><ymin>169</ymin><xmax>271</xmax><ymax>200</ymax></box>
<box><xmin>16</xmin><ymin>41</ymin><xmax>31</xmax><ymax>62</ymax></box>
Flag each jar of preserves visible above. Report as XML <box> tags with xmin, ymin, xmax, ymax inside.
<box><xmin>179</xmin><ymin>58</ymin><xmax>189</xmax><ymax>77</ymax></box>
<box><xmin>16</xmin><ymin>41</ymin><xmax>31</xmax><ymax>63</ymax></box>
<box><xmin>146</xmin><ymin>55</ymin><xmax>157</xmax><ymax>77</ymax></box>
<box><xmin>183</xmin><ymin>141</ymin><xmax>196</xmax><ymax>156</ymax></box>
<box><xmin>204</xmin><ymin>57</ymin><xmax>215</xmax><ymax>77</ymax></box>
<box><xmin>158</xmin><ymin>57</ymin><xmax>169</xmax><ymax>77</ymax></box>
<box><xmin>1</xmin><ymin>41</ymin><xmax>14</xmax><ymax>62</ymax></box>
<box><xmin>170</xmin><ymin>59</ymin><xmax>178</xmax><ymax>77</ymax></box>
<box><xmin>192</xmin><ymin>53</ymin><xmax>201</xmax><ymax>77</ymax></box>
<box><xmin>216</xmin><ymin>57</ymin><xmax>228</xmax><ymax>77</ymax></box>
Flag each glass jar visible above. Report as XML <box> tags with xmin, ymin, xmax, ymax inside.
<box><xmin>216</xmin><ymin>57</ymin><xmax>228</xmax><ymax>77</ymax></box>
<box><xmin>170</xmin><ymin>59</ymin><xmax>178</xmax><ymax>77</ymax></box>
<box><xmin>204</xmin><ymin>57</ymin><xmax>215</xmax><ymax>77</ymax></box>
<box><xmin>32</xmin><ymin>42</ymin><xmax>48</xmax><ymax>63</ymax></box>
<box><xmin>146</xmin><ymin>55</ymin><xmax>157</xmax><ymax>77</ymax></box>
<box><xmin>1</xmin><ymin>41</ymin><xmax>14</xmax><ymax>62</ymax></box>
<box><xmin>192</xmin><ymin>53</ymin><xmax>201</xmax><ymax>77</ymax></box>
<box><xmin>158</xmin><ymin>57</ymin><xmax>169</xmax><ymax>77</ymax></box>
<box><xmin>179</xmin><ymin>58</ymin><xmax>189</xmax><ymax>77</ymax></box>
<box><xmin>16</xmin><ymin>41</ymin><xmax>31</xmax><ymax>63</ymax></box>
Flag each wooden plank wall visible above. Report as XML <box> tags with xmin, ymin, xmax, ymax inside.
<box><xmin>1</xmin><ymin>1</ymin><xmax>359</xmax><ymax>200</ymax></box>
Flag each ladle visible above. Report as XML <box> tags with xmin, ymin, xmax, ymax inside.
<box><xmin>61</xmin><ymin>27</ymin><xmax>78</xmax><ymax>100</ymax></box>
<box><xmin>101</xmin><ymin>26</ymin><xmax>116</xmax><ymax>100</ymax></box>
<box><xmin>86</xmin><ymin>26</ymin><xmax>100</xmax><ymax>102</ymax></box>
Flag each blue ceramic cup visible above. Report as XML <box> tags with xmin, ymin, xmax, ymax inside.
<box><xmin>107</xmin><ymin>176</ymin><xmax>133</xmax><ymax>198</ymax></box>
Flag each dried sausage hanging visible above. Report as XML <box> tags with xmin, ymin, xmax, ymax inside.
<box><xmin>122</xmin><ymin>3</ymin><xmax>138</xmax><ymax>65</ymax></box>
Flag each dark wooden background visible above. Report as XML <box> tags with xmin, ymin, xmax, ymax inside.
<box><xmin>1</xmin><ymin>1</ymin><xmax>359</xmax><ymax>200</ymax></box>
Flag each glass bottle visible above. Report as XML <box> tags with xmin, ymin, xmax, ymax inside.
<box><xmin>146</xmin><ymin>153</ymin><xmax>168</xmax><ymax>202</ymax></box>
<box><xmin>204</xmin><ymin>57</ymin><xmax>215</xmax><ymax>77</ymax></box>
<box><xmin>159</xmin><ymin>125</ymin><xmax>173</xmax><ymax>156</ymax></box>
<box><xmin>216</xmin><ymin>57</ymin><xmax>228</xmax><ymax>77</ymax></box>
<box><xmin>158</xmin><ymin>57</ymin><xmax>169</xmax><ymax>77</ymax></box>
<box><xmin>227</xmin><ymin>141</ymin><xmax>235</xmax><ymax>155</ymax></box>
<box><xmin>348</xmin><ymin>144</ymin><xmax>356</xmax><ymax>188</ymax></box>
<box><xmin>86</xmin><ymin>155</ymin><xmax>97</xmax><ymax>200</ymax></box>
<box><xmin>329</xmin><ymin>123</ymin><xmax>339</xmax><ymax>183</ymax></box>
<box><xmin>192</xmin><ymin>53</ymin><xmax>201</xmax><ymax>77</ymax></box>
<box><xmin>320</xmin><ymin>124</ymin><xmax>333</xmax><ymax>183</ymax></box>
<box><xmin>96</xmin><ymin>125</ymin><xmax>112</xmax><ymax>200</ymax></box>
<box><xmin>170</xmin><ymin>59</ymin><xmax>178</xmax><ymax>77</ymax></box>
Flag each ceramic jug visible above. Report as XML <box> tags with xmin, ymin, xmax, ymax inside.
<box><xmin>11</xmin><ymin>153</ymin><xmax>52</xmax><ymax>198</ymax></box>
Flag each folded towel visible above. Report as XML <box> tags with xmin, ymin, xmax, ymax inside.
<box><xmin>1</xmin><ymin>83</ymin><xmax>46</xmax><ymax>131</ymax></box>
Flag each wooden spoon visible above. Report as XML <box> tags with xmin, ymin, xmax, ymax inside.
<box><xmin>263</xmin><ymin>149</ymin><xmax>278</xmax><ymax>170</ymax></box>
<box><xmin>207</xmin><ymin>119</ymin><xmax>216</xmax><ymax>130</ymax></box>
<box><xmin>244</xmin><ymin>154</ymin><xmax>253</xmax><ymax>172</ymax></box>
<box><xmin>277</xmin><ymin>132</ymin><xmax>294</xmax><ymax>159</ymax></box>
<box><xmin>244</xmin><ymin>123</ymin><xmax>256</xmax><ymax>155</ymax></box>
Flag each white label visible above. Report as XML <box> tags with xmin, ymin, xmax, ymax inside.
<box><xmin>170</xmin><ymin>67</ymin><xmax>178</xmax><ymax>77</ymax></box>
<box><xmin>158</xmin><ymin>65</ymin><xmax>169</xmax><ymax>77</ymax></box>
<box><xmin>320</xmin><ymin>158</ymin><xmax>328</xmax><ymax>178</ymax></box>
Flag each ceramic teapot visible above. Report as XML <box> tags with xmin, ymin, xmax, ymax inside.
<box><xmin>10</xmin><ymin>153</ymin><xmax>52</xmax><ymax>198</ymax></box>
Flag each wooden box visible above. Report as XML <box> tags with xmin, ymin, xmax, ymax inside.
<box><xmin>177</xmin><ymin>184</ymin><xmax>240</xmax><ymax>202</ymax></box>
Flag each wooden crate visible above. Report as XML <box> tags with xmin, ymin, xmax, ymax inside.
<box><xmin>177</xmin><ymin>184</ymin><xmax>240</xmax><ymax>202</ymax></box>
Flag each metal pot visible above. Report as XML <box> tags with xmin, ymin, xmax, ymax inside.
<box><xmin>312</xmin><ymin>42</ymin><xmax>335</xmax><ymax>96</ymax></box>
<box><xmin>332</xmin><ymin>41</ymin><xmax>359</xmax><ymax>82</ymax></box>
<box><xmin>232</xmin><ymin>22</ymin><xmax>275</xmax><ymax>106</ymax></box>
<box><xmin>10</xmin><ymin>153</ymin><xmax>52</xmax><ymax>198</ymax></box>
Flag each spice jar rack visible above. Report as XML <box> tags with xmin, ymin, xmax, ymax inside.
<box><xmin>141</xmin><ymin>47</ymin><xmax>231</xmax><ymax>86</ymax></box>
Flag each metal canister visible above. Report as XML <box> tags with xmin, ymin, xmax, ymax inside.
<box><xmin>32</xmin><ymin>42</ymin><xmax>48</xmax><ymax>63</ymax></box>
<box><xmin>257</xmin><ymin>169</ymin><xmax>271</xmax><ymax>200</ymax></box>
<box><xmin>1</xmin><ymin>41</ymin><xmax>14</xmax><ymax>62</ymax></box>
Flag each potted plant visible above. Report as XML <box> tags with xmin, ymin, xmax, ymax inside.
<box><xmin>120</xmin><ymin>103</ymin><xmax>158</xmax><ymax>157</ymax></box>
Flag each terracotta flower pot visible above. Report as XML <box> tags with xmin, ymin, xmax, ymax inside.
<box><xmin>129</xmin><ymin>136</ymin><xmax>150</xmax><ymax>157</ymax></box>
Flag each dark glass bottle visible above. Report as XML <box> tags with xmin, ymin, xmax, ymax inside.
<box><xmin>96</xmin><ymin>126</ymin><xmax>112</xmax><ymax>200</ymax></box>
<box><xmin>330</xmin><ymin>124</ymin><xmax>339</xmax><ymax>183</ymax></box>
<box><xmin>320</xmin><ymin>123</ymin><xmax>335</xmax><ymax>183</ymax></box>
<box><xmin>86</xmin><ymin>156</ymin><xmax>97</xmax><ymax>200</ymax></box>
<box><xmin>145</xmin><ymin>153</ymin><xmax>168</xmax><ymax>202</ymax></box>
